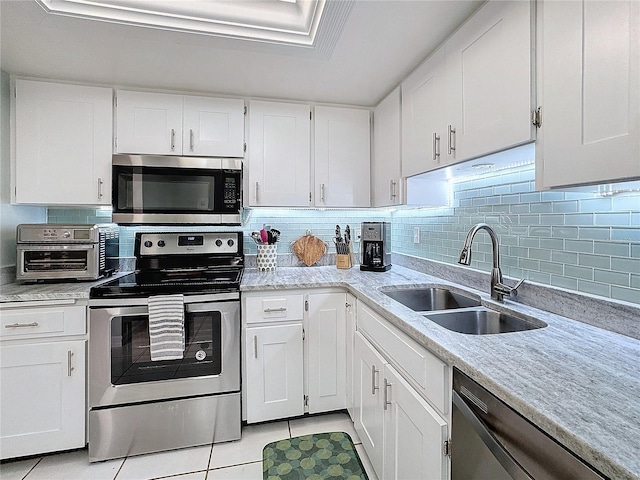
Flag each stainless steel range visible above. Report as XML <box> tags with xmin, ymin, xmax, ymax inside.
<box><xmin>88</xmin><ymin>231</ymin><xmax>243</xmax><ymax>462</ymax></box>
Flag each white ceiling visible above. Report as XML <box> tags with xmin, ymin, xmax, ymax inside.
<box><xmin>0</xmin><ymin>0</ymin><xmax>484</xmax><ymax>107</ymax></box>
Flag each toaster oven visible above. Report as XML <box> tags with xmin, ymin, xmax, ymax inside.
<box><xmin>16</xmin><ymin>224</ymin><xmax>119</xmax><ymax>282</ymax></box>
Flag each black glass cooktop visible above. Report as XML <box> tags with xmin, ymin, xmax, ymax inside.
<box><xmin>90</xmin><ymin>267</ymin><xmax>243</xmax><ymax>298</ymax></box>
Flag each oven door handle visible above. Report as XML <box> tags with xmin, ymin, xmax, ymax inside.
<box><xmin>452</xmin><ymin>390</ymin><xmax>533</xmax><ymax>480</ymax></box>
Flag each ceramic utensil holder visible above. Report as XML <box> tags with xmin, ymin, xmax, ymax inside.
<box><xmin>257</xmin><ymin>244</ymin><xmax>277</xmax><ymax>272</ymax></box>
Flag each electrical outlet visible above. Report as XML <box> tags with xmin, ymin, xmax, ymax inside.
<box><xmin>413</xmin><ymin>227</ymin><xmax>420</xmax><ymax>244</ymax></box>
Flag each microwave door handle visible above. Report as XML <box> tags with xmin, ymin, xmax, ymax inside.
<box><xmin>452</xmin><ymin>390</ymin><xmax>533</xmax><ymax>480</ymax></box>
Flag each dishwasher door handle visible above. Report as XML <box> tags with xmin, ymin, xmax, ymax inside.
<box><xmin>452</xmin><ymin>390</ymin><xmax>533</xmax><ymax>480</ymax></box>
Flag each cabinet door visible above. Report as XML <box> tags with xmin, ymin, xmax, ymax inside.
<box><xmin>14</xmin><ymin>80</ymin><xmax>112</xmax><ymax>205</ymax></box>
<box><xmin>115</xmin><ymin>90</ymin><xmax>183</xmax><ymax>154</ymax></box>
<box><xmin>314</xmin><ymin>106</ymin><xmax>371</xmax><ymax>207</ymax></box>
<box><xmin>306</xmin><ymin>292</ymin><xmax>347</xmax><ymax>414</ymax></box>
<box><xmin>182</xmin><ymin>96</ymin><xmax>245</xmax><ymax>157</ymax></box>
<box><xmin>248</xmin><ymin>101</ymin><xmax>311</xmax><ymax>206</ymax></box>
<box><xmin>372</xmin><ymin>87</ymin><xmax>402</xmax><ymax>207</ymax></box>
<box><xmin>383</xmin><ymin>364</ymin><xmax>449</xmax><ymax>480</ymax></box>
<box><xmin>345</xmin><ymin>294</ymin><xmax>356</xmax><ymax>418</ymax></box>
<box><xmin>445</xmin><ymin>0</ymin><xmax>534</xmax><ymax>163</ymax></box>
<box><xmin>245</xmin><ymin>324</ymin><xmax>304</xmax><ymax>423</ymax></box>
<box><xmin>0</xmin><ymin>340</ymin><xmax>86</xmax><ymax>459</ymax></box>
<box><xmin>536</xmin><ymin>0</ymin><xmax>640</xmax><ymax>188</ymax></box>
<box><xmin>401</xmin><ymin>45</ymin><xmax>447</xmax><ymax>177</ymax></box>
<box><xmin>353</xmin><ymin>332</ymin><xmax>386</xmax><ymax>478</ymax></box>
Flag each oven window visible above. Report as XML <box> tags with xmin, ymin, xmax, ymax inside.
<box><xmin>111</xmin><ymin>311</ymin><xmax>222</xmax><ymax>385</ymax></box>
<box><xmin>114</xmin><ymin>167</ymin><xmax>216</xmax><ymax>212</ymax></box>
<box><xmin>24</xmin><ymin>250</ymin><xmax>88</xmax><ymax>271</ymax></box>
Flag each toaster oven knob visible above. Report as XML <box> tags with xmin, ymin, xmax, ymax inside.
<box><xmin>157</xmin><ymin>240</ymin><xmax>165</xmax><ymax>247</ymax></box>
<box><xmin>144</xmin><ymin>241</ymin><xmax>153</xmax><ymax>248</ymax></box>
<box><xmin>227</xmin><ymin>239</ymin><xmax>235</xmax><ymax>247</ymax></box>
<box><xmin>215</xmin><ymin>239</ymin><xmax>223</xmax><ymax>247</ymax></box>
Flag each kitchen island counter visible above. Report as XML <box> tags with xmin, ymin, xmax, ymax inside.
<box><xmin>242</xmin><ymin>265</ymin><xmax>640</xmax><ymax>480</ymax></box>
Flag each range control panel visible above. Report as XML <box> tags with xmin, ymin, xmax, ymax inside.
<box><xmin>137</xmin><ymin>232</ymin><xmax>240</xmax><ymax>256</ymax></box>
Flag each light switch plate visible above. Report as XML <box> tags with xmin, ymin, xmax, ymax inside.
<box><xmin>413</xmin><ymin>227</ymin><xmax>420</xmax><ymax>244</ymax></box>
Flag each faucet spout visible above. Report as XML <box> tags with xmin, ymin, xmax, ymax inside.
<box><xmin>458</xmin><ymin>223</ymin><xmax>511</xmax><ymax>301</ymax></box>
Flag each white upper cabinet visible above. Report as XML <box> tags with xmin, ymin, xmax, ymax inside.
<box><xmin>372</xmin><ymin>87</ymin><xmax>402</xmax><ymax>207</ymax></box>
<box><xmin>445</xmin><ymin>0</ymin><xmax>534</xmax><ymax>164</ymax></box>
<box><xmin>536</xmin><ymin>0</ymin><xmax>640</xmax><ymax>188</ymax></box>
<box><xmin>402</xmin><ymin>46</ymin><xmax>447</xmax><ymax>178</ymax></box>
<box><xmin>13</xmin><ymin>79</ymin><xmax>113</xmax><ymax>205</ymax></box>
<box><xmin>247</xmin><ymin>100</ymin><xmax>311</xmax><ymax>207</ymax></box>
<box><xmin>115</xmin><ymin>90</ymin><xmax>244</xmax><ymax>157</ymax></box>
<box><xmin>400</xmin><ymin>0</ymin><xmax>534</xmax><ymax>177</ymax></box>
<box><xmin>314</xmin><ymin>106</ymin><xmax>371</xmax><ymax>208</ymax></box>
<box><xmin>182</xmin><ymin>95</ymin><xmax>245</xmax><ymax>157</ymax></box>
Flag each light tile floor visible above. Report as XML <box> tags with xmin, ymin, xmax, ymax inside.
<box><xmin>0</xmin><ymin>412</ymin><xmax>378</xmax><ymax>480</ymax></box>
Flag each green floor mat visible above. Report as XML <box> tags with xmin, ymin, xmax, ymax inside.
<box><xmin>262</xmin><ymin>431</ymin><xmax>369</xmax><ymax>480</ymax></box>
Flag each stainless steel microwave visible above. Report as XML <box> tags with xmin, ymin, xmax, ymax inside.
<box><xmin>112</xmin><ymin>155</ymin><xmax>242</xmax><ymax>225</ymax></box>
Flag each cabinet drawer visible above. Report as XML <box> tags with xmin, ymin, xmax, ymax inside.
<box><xmin>244</xmin><ymin>294</ymin><xmax>304</xmax><ymax>325</ymax></box>
<box><xmin>357</xmin><ymin>303</ymin><xmax>448</xmax><ymax>415</ymax></box>
<box><xmin>0</xmin><ymin>305</ymin><xmax>86</xmax><ymax>339</ymax></box>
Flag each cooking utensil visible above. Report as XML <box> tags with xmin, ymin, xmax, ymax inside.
<box><xmin>251</xmin><ymin>232</ymin><xmax>263</xmax><ymax>244</ymax></box>
<box><xmin>260</xmin><ymin>229</ymin><xmax>268</xmax><ymax>243</ymax></box>
<box><xmin>270</xmin><ymin>228</ymin><xmax>281</xmax><ymax>243</ymax></box>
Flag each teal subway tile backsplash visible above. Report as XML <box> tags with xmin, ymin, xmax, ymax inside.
<box><xmin>46</xmin><ymin>157</ymin><xmax>639</xmax><ymax>306</ymax></box>
<box><xmin>392</xmin><ymin>160</ymin><xmax>639</xmax><ymax>306</ymax></box>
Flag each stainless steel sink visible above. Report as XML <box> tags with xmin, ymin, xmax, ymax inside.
<box><xmin>425</xmin><ymin>308</ymin><xmax>546</xmax><ymax>335</ymax></box>
<box><xmin>381</xmin><ymin>287</ymin><xmax>481</xmax><ymax>311</ymax></box>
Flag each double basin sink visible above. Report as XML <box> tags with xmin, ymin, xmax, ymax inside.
<box><xmin>381</xmin><ymin>287</ymin><xmax>545</xmax><ymax>335</ymax></box>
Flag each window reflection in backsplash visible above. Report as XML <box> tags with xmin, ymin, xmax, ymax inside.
<box><xmin>47</xmin><ymin>163</ymin><xmax>639</xmax><ymax>306</ymax></box>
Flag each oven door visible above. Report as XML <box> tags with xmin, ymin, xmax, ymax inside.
<box><xmin>111</xmin><ymin>155</ymin><xmax>241</xmax><ymax>225</ymax></box>
<box><xmin>89</xmin><ymin>295</ymin><xmax>240</xmax><ymax>408</ymax></box>
<box><xmin>16</xmin><ymin>244</ymin><xmax>99</xmax><ymax>281</ymax></box>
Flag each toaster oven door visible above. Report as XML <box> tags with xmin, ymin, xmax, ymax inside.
<box><xmin>16</xmin><ymin>244</ymin><xmax>99</xmax><ymax>281</ymax></box>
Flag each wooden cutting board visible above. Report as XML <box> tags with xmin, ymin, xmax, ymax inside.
<box><xmin>292</xmin><ymin>234</ymin><xmax>326</xmax><ymax>266</ymax></box>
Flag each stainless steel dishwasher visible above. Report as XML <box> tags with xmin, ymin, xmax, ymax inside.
<box><xmin>452</xmin><ymin>368</ymin><xmax>606</xmax><ymax>480</ymax></box>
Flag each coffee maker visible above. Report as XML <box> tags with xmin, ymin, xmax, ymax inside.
<box><xmin>360</xmin><ymin>222</ymin><xmax>391</xmax><ymax>272</ymax></box>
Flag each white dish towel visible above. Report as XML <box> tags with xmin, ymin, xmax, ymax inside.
<box><xmin>148</xmin><ymin>294</ymin><xmax>185</xmax><ymax>361</ymax></box>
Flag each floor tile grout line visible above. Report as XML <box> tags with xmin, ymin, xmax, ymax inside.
<box><xmin>21</xmin><ymin>456</ymin><xmax>43</xmax><ymax>480</ymax></box>
<box><xmin>207</xmin><ymin>459</ymin><xmax>262</xmax><ymax>471</ymax></box>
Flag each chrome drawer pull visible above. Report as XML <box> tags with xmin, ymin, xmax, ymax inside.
<box><xmin>5</xmin><ymin>322</ymin><xmax>39</xmax><ymax>328</ymax></box>
<box><xmin>68</xmin><ymin>350</ymin><xmax>75</xmax><ymax>377</ymax></box>
<box><xmin>371</xmin><ymin>365</ymin><xmax>380</xmax><ymax>394</ymax></box>
<box><xmin>384</xmin><ymin>379</ymin><xmax>392</xmax><ymax>410</ymax></box>
<box><xmin>264</xmin><ymin>307</ymin><xmax>287</xmax><ymax>313</ymax></box>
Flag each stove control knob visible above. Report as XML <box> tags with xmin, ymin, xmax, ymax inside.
<box><xmin>227</xmin><ymin>239</ymin><xmax>235</xmax><ymax>247</ymax></box>
<box><xmin>157</xmin><ymin>240</ymin><xmax>166</xmax><ymax>247</ymax></box>
<box><xmin>144</xmin><ymin>241</ymin><xmax>153</xmax><ymax>248</ymax></box>
<box><xmin>215</xmin><ymin>239</ymin><xmax>223</xmax><ymax>247</ymax></box>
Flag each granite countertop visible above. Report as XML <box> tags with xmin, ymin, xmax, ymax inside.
<box><xmin>242</xmin><ymin>265</ymin><xmax>640</xmax><ymax>480</ymax></box>
<box><xmin>2</xmin><ymin>266</ymin><xmax>638</xmax><ymax>479</ymax></box>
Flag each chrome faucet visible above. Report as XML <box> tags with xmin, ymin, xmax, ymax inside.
<box><xmin>458</xmin><ymin>223</ymin><xmax>524</xmax><ymax>302</ymax></box>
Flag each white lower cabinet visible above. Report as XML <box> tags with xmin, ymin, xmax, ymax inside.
<box><xmin>354</xmin><ymin>331</ymin><xmax>387</xmax><ymax>477</ymax></box>
<box><xmin>354</xmin><ymin>303</ymin><xmax>450</xmax><ymax>480</ymax></box>
<box><xmin>245</xmin><ymin>323</ymin><xmax>304</xmax><ymax>423</ymax></box>
<box><xmin>383</xmin><ymin>364</ymin><xmax>449</xmax><ymax>480</ymax></box>
<box><xmin>0</xmin><ymin>302</ymin><xmax>87</xmax><ymax>460</ymax></box>
<box><xmin>242</xmin><ymin>289</ymin><xmax>348</xmax><ymax>423</ymax></box>
<box><xmin>345</xmin><ymin>293</ymin><xmax>356</xmax><ymax>418</ymax></box>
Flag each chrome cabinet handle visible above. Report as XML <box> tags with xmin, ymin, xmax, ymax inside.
<box><xmin>5</xmin><ymin>322</ymin><xmax>39</xmax><ymax>328</ymax></box>
<box><xmin>264</xmin><ymin>307</ymin><xmax>287</xmax><ymax>313</ymax></box>
<box><xmin>371</xmin><ymin>365</ymin><xmax>379</xmax><ymax>394</ymax></box>
<box><xmin>190</xmin><ymin>129</ymin><xmax>194</xmax><ymax>152</ymax></box>
<box><xmin>321</xmin><ymin>183</ymin><xmax>326</xmax><ymax>202</ymax></box>
<box><xmin>383</xmin><ymin>378</ymin><xmax>392</xmax><ymax>410</ymax></box>
<box><xmin>448</xmin><ymin>125</ymin><xmax>456</xmax><ymax>154</ymax></box>
<box><xmin>97</xmin><ymin>177</ymin><xmax>104</xmax><ymax>199</ymax></box>
<box><xmin>255</xmin><ymin>182</ymin><xmax>259</xmax><ymax>203</ymax></box>
<box><xmin>67</xmin><ymin>350</ymin><xmax>74</xmax><ymax>377</ymax></box>
<box><xmin>253</xmin><ymin>335</ymin><xmax>258</xmax><ymax>359</ymax></box>
<box><xmin>390</xmin><ymin>179</ymin><xmax>398</xmax><ymax>200</ymax></box>
<box><xmin>170</xmin><ymin>128</ymin><xmax>176</xmax><ymax>151</ymax></box>
<box><xmin>433</xmin><ymin>132</ymin><xmax>441</xmax><ymax>161</ymax></box>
